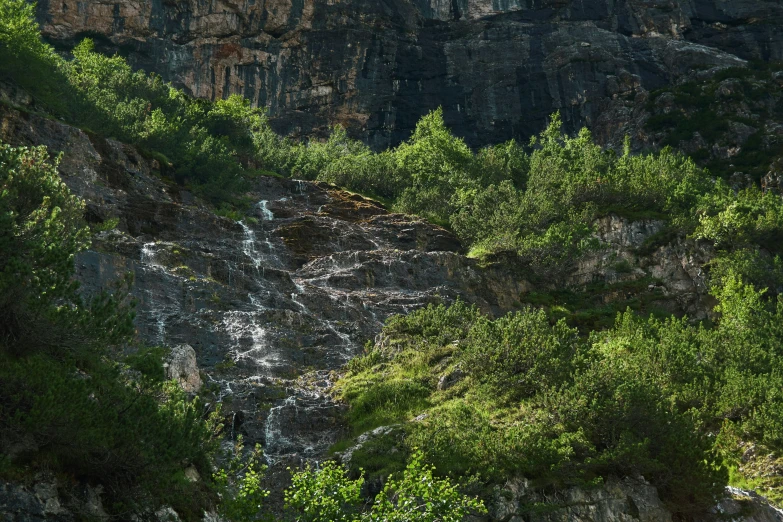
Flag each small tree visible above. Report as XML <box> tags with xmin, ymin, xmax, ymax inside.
<box><xmin>285</xmin><ymin>460</ymin><xmax>364</xmax><ymax>522</ymax></box>
<box><xmin>367</xmin><ymin>450</ymin><xmax>486</xmax><ymax>522</ymax></box>
<box><xmin>283</xmin><ymin>450</ymin><xmax>486</xmax><ymax>521</ymax></box>
<box><xmin>213</xmin><ymin>435</ymin><xmax>270</xmax><ymax>522</ymax></box>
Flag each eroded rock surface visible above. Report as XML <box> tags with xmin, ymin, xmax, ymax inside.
<box><xmin>33</xmin><ymin>0</ymin><xmax>783</xmax><ymax>150</ymax></box>
<box><xmin>166</xmin><ymin>344</ymin><xmax>203</xmax><ymax>393</ymax></box>
<box><xmin>0</xmin><ymin>103</ymin><xmax>514</xmax><ymax>466</ymax></box>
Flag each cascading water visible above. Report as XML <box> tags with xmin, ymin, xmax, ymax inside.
<box><xmin>258</xmin><ymin>200</ymin><xmax>274</xmax><ymax>221</ymax></box>
<box><xmin>96</xmin><ymin>177</ymin><xmax>484</xmax><ymax>466</ymax></box>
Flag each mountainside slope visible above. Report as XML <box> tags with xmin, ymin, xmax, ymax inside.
<box><xmin>2</xmin><ymin>99</ymin><xmax>783</xmax><ymax>521</ymax></box>
<box><xmin>0</xmin><ymin>100</ymin><xmax>523</xmax><ymax>464</ymax></box>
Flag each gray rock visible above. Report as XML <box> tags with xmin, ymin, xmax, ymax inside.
<box><xmin>33</xmin><ymin>0</ymin><xmax>783</xmax><ymax>150</ymax></box>
<box><xmin>0</xmin><ymin>476</ymin><xmax>108</xmax><ymax>522</ymax></box>
<box><xmin>165</xmin><ymin>344</ymin><xmax>203</xmax><ymax>393</ymax></box>
<box><xmin>491</xmin><ymin>476</ymin><xmax>672</xmax><ymax>522</ymax></box>
<box><xmin>437</xmin><ymin>366</ymin><xmax>465</xmax><ymax>391</ymax></box>
<box><xmin>715</xmin><ymin>487</ymin><xmax>783</xmax><ymax>522</ymax></box>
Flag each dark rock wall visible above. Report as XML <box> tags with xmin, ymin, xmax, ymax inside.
<box><xmin>34</xmin><ymin>0</ymin><xmax>783</xmax><ymax>149</ymax></box>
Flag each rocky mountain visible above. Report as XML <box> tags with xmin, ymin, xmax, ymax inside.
<box><xmin>33</xmin><ymin>0</ymin><xmax>783</xmax><ymax>151</ymax></box>
<box><xmin>4</xmin><ymin>1</ymin><xmax>783</xmax><ymax>519</ymax></box>
<box><xmin>2</xmin><ymin>86</ymin><xmax>779</xmax><ymax>520</ymax></box>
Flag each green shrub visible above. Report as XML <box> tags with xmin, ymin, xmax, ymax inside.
<box><xmin>284</xmin><ymin>450</ymin><xmax>486</xmax><ymax>522</ymax></box>
<box><xmin>0</xmin><ymin>142</ymin><xmax>217</xmax><ymax>518</ymax></box>
<box><xmin>285</xmin><ymin>460</ymin><xmax>363</xmax><ymax>522</ymax></box>
<box><xmin>461</xmin><ymin>309</ymin><xmax>581</xmax><ymax>401</ymax></box>
<box><xmin>338</xmin><ymin>279</ymin><xmax>783</xmax><ymax>514</ymax></box>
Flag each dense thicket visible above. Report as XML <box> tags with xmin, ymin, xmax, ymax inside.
<box><xmin>337</xmin><ymin>275</ymin><xmax>783</xmax><ymax>513</ymax></box>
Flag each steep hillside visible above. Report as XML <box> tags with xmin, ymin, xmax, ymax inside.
<box><xmin>4</xmin><ymin>1</ymin><xmax>783</xmax><ymax>520</ymax></box>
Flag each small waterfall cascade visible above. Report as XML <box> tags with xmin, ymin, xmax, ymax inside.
<box><xmin>106</xmin><ymin>177</ymin><xmax>478</xmax><ymax>466</ymax></box>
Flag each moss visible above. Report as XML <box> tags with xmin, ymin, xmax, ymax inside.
<box><xmin>342</xmin><ymin>431</ymin><xmax>409</xmax><ymax>482</ymax></box>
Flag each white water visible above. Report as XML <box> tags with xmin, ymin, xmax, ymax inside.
<box><xmin>131</xmin><ymin>183</ymin><xmax>453</xmax><ymax>463</ymax></box>
<box><xmin>239</xmin><ymin>220</ymin><xmax>261</xmax><ymax>273</ymax></box>
<box><xmin>258</xmin><ymin>200</ymin><xmax>275</xmax><ymax>221</ymax></box>
<box><xmin>141</xmin><ymin>242</ymin><xmax>160</xmax><ymax>267</ymax></box>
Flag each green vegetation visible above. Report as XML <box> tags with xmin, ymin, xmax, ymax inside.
<box><xmin>0</xmin><ymin>1</ymin><xmax>718</xmax><ymax>275</ymax></box>
<box><xmin>336</xmin><ymin>277</ymin><xmax>783</xmax><ymax>514</ymax></box>
<box><xmin>0</xmin><ymin>142</ymin><xmax>218</xmax><ymax>518</ymax></box>
<box><xmin>645</xmin><ymin>62</ymin><xmax>783</xmax><ymax>182</ymax></box>
<box><xmin>5</xmin><ymin>0</ymin><xmax>783</xmax><ymax>518</ymax></box>
<box><xmin>0</xmin><ymin>137</ymin><xmax>485</xmax><ymax>521</ymax></box>
<box><xmin>284</xmin><ymin>450</ymin><xmax>486</xmax><ymax>522</ymax></box>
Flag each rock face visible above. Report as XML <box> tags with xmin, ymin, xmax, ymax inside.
<box><xmin>33</xmin><ymin>0</ymin><xmax>783</xmax><ymax>150</ymax></box>
<box><xmin>487</xmin><ymin>479</ymin><xmax>783</xmax><ymax>522</ymax></box>
<box><xmin>0</xmin><ymin>477</ymin><xmax>107</xmax><ymax>521</ymax></box>
<box><xmin>0</xmin><ymin>102</ymin><xmax>517</xmax><ymax>466</ymax></box>
<box><xmin>165</xmin><ymin>344</ymin><xmax>203</xmax><ymax>393</ymax></box>
<box><xmin>571</xmin><ymin>214</ymin><xmax>715</xmax><ymax>321</ymax></box>
<box><xmin>490</xmin><ymin>476</ymin><xmax>672</xmax><ymax>522</ymax></box>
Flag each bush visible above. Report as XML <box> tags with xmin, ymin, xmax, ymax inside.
<box><xmin>337</xmin><ymin>280</ymin><xmax>783</xmax><ymax>514</ymax></box>
<box><xmin>284</xmin><ymin>450</ymin><xmax>486</xmax><ymax>522</ymax></box>
<box><xmin>0</xmin><ymin>142</ymin><xmax>217</xmax><ymax>518</ymax></box>
<box><xmin>461</xmin><ymin>309</ymin><xmax>581</xmax><ymax>401</ymax></box>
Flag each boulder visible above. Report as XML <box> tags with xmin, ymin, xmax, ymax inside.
<box><xmin>164</xmin><ymin>344</ymin><xmax>202</xmax><ymax>393</ymax></box>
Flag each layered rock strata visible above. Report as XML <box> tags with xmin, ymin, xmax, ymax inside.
<box><xmin>34</xmin><ymin>0</ymin><xmax>783</xmax><ymax>149</ymax></box>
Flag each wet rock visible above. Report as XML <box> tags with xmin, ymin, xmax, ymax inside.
<box><xmin>0</xmin><ymin>104</ymin><xmax>519</xmax><ymax>465</ymax></box>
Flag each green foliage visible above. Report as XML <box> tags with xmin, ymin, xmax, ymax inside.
<box><xmin>283</xmin><ymin>451</ymin><xmax>485</xmax><ymax>522</ymax></box>
<box><xmin>461</xmin><ymin>309</ymin><xmax>580</xmax><ymax>401</ymax></box>
<box><xmin>126</xmin><ymin>345</ymin><xmax>169</xmax><ymax>381</ymax></box>
<box><xmin>0</xmin><ymin>142</ymin><xmax>134</xmax><ymax>355</ymax></box>
<box><xmin>0</xmin><ymin>0</ymin><xmax>72</xmax><ymax>114</ymax></box>
<box><xmin>285</xmin><ymin>460</ymin><xmax>364</xmax><ymax>522</ymax></box>
<box><xmin>369</xmin><ymin>450</ymin><xmax>486</xmax><ymax>522</ymax></box>
<box><xmin>0</xmin><ymin>142</ymin><xmax>217</xmax><ymax>519</ymax></box>
<box><xmin>213</xmin><ymin>436</ymin><xmax>270</xmax><ymax>522</ymax></box>
<box><xmin>392</xmin><ymin>108</ymin><xmax>476</xmax><ymax>224</ymax></box>
<box><xmin>338</xmin><ymin>278</ymin><xmax>783</xmax><ymax>514</ymax></box>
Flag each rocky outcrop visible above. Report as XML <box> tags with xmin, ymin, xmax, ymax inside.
<box><xmin>33</xmin><ymin>0</ymin><xmax>783</xmax><ymax>150</ymax></box>
<box><xmin>0</xmin><ymin>477</ymin><xmax>107</xmax><ymax>521</ymax></box>
<box><xmin>0</xmin><ymin>102</ymin><xmax>517</xmax><ymax>467</ymax></box>
<box><xmin>484</xmin><ymin>478</ymin><xmax>783</xmax><ymax>522</ymax></box>
<box><xmin>165</xmin><ymin>344</ymin><xmax>203</xmax><ymax>393</ymax></box>
<box><xmin>489</xmin><ymin>476</ymin><xmax>672</xmax><ymax>522</ymax></box>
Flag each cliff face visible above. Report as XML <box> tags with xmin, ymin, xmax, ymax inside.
<box><xmin>34</xmin><ymin>0</ymin><xmax>783</xmax><ymax>149</ymax></box>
